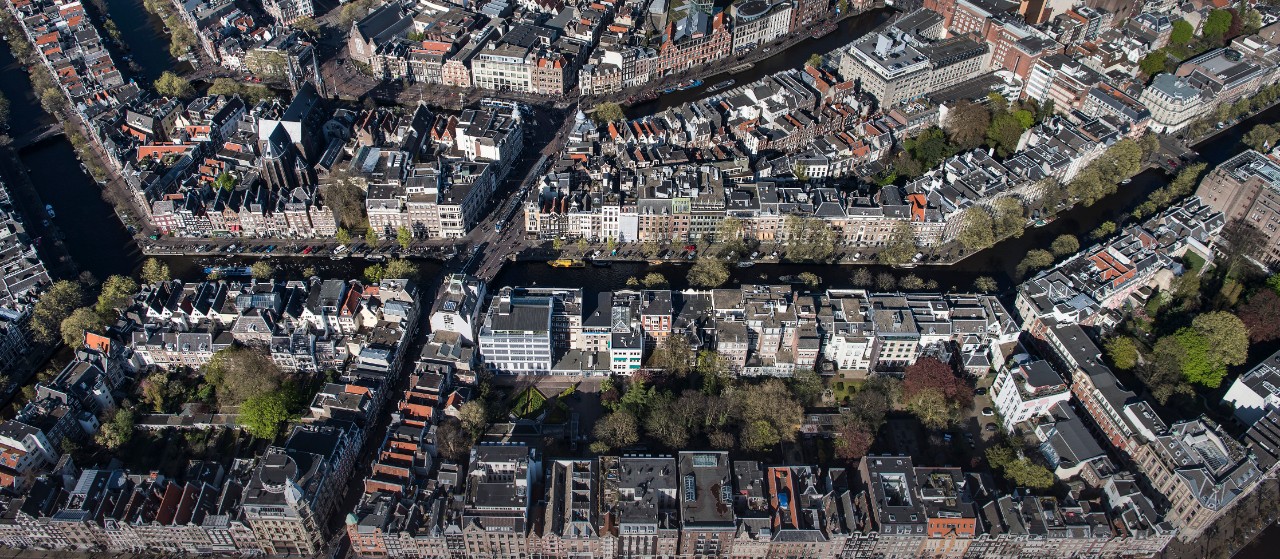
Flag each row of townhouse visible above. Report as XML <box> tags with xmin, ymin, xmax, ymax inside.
<box><xmin>133</xmin><ymin>84</ymin><xmax>521</xmax><ymax>240</ymax></box>
<box><xmin>126</xmin><ymin>277</ymin><xmax>419</xmax><ymax>377</ymax></box>
<box><xmin>579</xmin><ymin>0</ymin><xmax>862</xmax><ymax>95</ymax></box>
<box><xmin>347</xmin><ymin>1</ymin><xmax>600</xmax><ymax>96</ymax></box>
<box><xmin>354</xmin><ymin>333</ymin><xmax>1170</xmax><ymax>559</ymax></box>
<box><xmin>167</xmin><ymin>0</ymin><xmax>269</xmax><ymax>68</ymax></box>
<box><xmin>8</xmin><ymin>0</ymin><xmax>329</xmax><ymax>243</ymax></box>
<box><xmin>1016</xmin><ymin>196</ymin><xmax>1225</xmax><ymax>338</ymax></box>
<box><xmin>0</xmin><ymin>419</ymin><xmax>361</xmax><ymax>556</ymax></box>
<box><xmin>346</xmin><ymin>0</ymin><xmax>846</xmax><ymax>97</ymax></box>
<box><xmin>0</xmin><ymin>272</ymin><xmax>422</xmax><ymax>556</ymax></box>
<box><xmin>361</xmin><ymin>102</ymin><xmax>525</xmax><ymax>239</ymax></box>
<box><xmin>439</xmin><ymin>274</ymin><xmax>1019</xmax><ymax>377</ymax></box>
<box><xmin>347</xmin><ymin>442</ymin><xmax>1176</xmax><ymax>559</ymax></box>
<box><xmin>1004</xmin><ymin>192</ymin><xmax>1280</xmax><ymax>542</ymax></box>
<box><xmin>0</xmin><ymin>340</ymin><xmax>128</xmax><ymax>491</ymax></box>
<box><xmin>0</xmin><ymin>179</ymin><xmax>53</xmax><ymax>377</ymax></box>
<box><xmin>528</xmin><ymin>78</ymin><xmax>1126</xmax><ymax>248</ymax></box>
<box><xmin>132</xmin><ymin>85</ymin><xmax>342</xmax><ymax>239</ymax></box>
<box><xmin>927</xmin><ymin>1</ymin><xmax>1280</xmax><ymax>134</ymax></box>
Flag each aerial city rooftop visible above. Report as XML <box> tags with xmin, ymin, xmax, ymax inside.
<box><xmin>3</xmin><ymin>0</ymin><xmax>1280</xmax><ymax>558</ymax></box>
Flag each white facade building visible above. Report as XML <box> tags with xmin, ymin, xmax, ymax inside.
<box><xmin>992</xmin><ymin>359</ymin><xmax>1072</xmax><ymax>432</ymax></box>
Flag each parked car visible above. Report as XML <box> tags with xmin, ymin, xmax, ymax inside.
<box><xmin>981</xmin><ymin>407</ymin><xmax>994</xmax><ymax>416</ymax></box>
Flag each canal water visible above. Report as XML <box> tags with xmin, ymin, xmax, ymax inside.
<box><xmin>5</xmin><ymin>14</ymin><xmax>1280</xmax><ymax>558</ymax></box>
<box><xmin>625</xmin><ymin>7</ymin><xmax>895</xmax><ymax>118</ymax></box>
<box><xmin>98</xmin><ymin>0</ymin><xmax>187</xmax><ymax>83</ymax></box>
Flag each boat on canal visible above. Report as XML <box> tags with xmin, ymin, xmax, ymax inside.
<box><xmin>707</xmin><ymin>79</ymin><xmax>735</xmax><ymax>92</ymax></box>
<box><xmin>202</xmin><ymin>266</ymin><xmax>252</xmax><ymax>277</ymax></box>
<box><xmin>548</xmin><ymin>258</ymin><xmax>585</xmax><ymax>268</ymax></box>
<box><xmin>590</xmin><ymin>258</ymin><xmax>612</xmax><ymax>267</ymax></box>
<box><xmin>736</xmin><ymin>261</ymin><xmax>756</xmax><ymax>268</ymax></box>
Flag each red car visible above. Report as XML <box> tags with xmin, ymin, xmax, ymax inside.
<box><xmin>684</xmin><ymin>244</ymin><xmax>696</xmax><ymax>252</ymax></box>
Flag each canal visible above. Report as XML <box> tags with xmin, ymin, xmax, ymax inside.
<box><xmin>99</xmin><ymin>0</ymin><xmax>188</xmax><ymax>83</ymax></box>
<box><xmin>625</xmin><ymin>7</ymin><xmax>896</xmax><ymax>118</ymax></box>
<box><xmin>8</xmin><ymin>18</ymin><xmax>1280</xmax><ymax>294</ymax></box>
<box><xmin>6</xmin><ymin>15</ymin><xmax>1280</xmax><ymax>559</ymax></box>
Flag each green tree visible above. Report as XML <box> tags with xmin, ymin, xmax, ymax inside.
<box><xmin>240</xmin><ymin>387</ymin><xmax>296</xmax><ymax>440</ymax></box>
<box><xmin>944</xmin><ymin>101</ymin><xmax>991</xmax><ymax>150</ymax></box>
<box><xmin>789</xmin><ymin>368</ymin><xmax>824</xmax><ymax>407</ymax></box>
<box><xmin>336</xmin><ymin>228</ymin><xmax>352</xmax><ymax>245</ymax></box>
<box><xmin>741</xmin><ymin>420</ymin><xmax>782</xmax><ymax>451</ymax></box>
<box><xmin>1170</xmin><ymin>19</ymin><xmax>1193</xmax><ymax>45</ymax></box>
<box><xmin>292</xmin><ymin>16</ymin><xmax>320</xmax><ymax>36</ymax></box>
<box><xmin>797</xmin><ymin>272</ymin><xmax>821</xmax><ymax>288</ymax></box>
<box><xmin>396</xmin><ymin>226</ymin><xmax>412</xmax><ymax>250</ymax></box>
<box><xmin>1158</xmin><ymin>313</ymin><xmax>1249</xmax><ymax>389</ymax></box>
<box><xmin>363</xmin><ymin>263</ymin><xmax>386</xmax><ymax>284</ymax></box>
<box><xmin>879</xmin><ymin>222</ymin><xmax>916</xmax><ymax>265</ymax></box>
<box><xmin>1139</xmin><ymin>51</ymin><xmax>1168</xmax><ymax>76</ymax></box>
<box><xmin>1243</xmin><ymin>7</ymin><xmax>1263</xmax><ymax>35</ymax></box>
<box><xmin>990</xmin><ymin>197</ymin><xmax>1026</xmax><ymax>239</ymax></box>
<box><xmin>1016</xmin><ymin>249</ymin><xmax>1055</xmax><ymax>279</ymax></box>
<box><xmin>213</xmin><ymin>172</ymin><xmax>238</xmax><ymax>191</ymax></box>
<box><xmin>204</xmin><ymin>347</ymin><xmax>285</xmax><ymax>409</ymax></box>
<box><xmin>96</xmin><ymin>275</ymin><xmax>137</xmax><ymax>316</ymax></box>
<box><xmin>459</xmin><ymin>400</ymin><xmax>489</xmax><ymax>436</ymax></box>
<box><xmin>1203</xmin><ymin>9</ymin><xmax>1233</xmax><ymax>43</ymax></box>
<box><xmin>687</xmin><ymin>257</ymin><xmax>729</xmax><ymax>288</ymax></box>
<box><xmin>382</xmin><ymin>258</ymin><xmax>418</xmax><ymax>280</ymax></box>
<box><xmin>806</xmin><ymin>54</ymin><xmax>823</xmax><ymax>68</ymax></box>
<box><xmin>153</xmin><ymin>71</ymin><xmax>194</xmax><ymax>98</ymax></box>
<box><xmin>1244</xmin><ymin>123</ymin><xmax>1280</xmax><ymax>152</ymax></box>
<box><xmin>31</xmin><ymin>280</ymin><xmax>86</xmax><ymax>344</ymax></box>
<box><xmin>648</xmin><ymin>334</ymin><xmax>694</xmax><ymax>376</ymax></box>
<box><xmin>1050</xmin><ymin>234</ymin><xmax>1079</xmax><ymax>257</ymax></box>
<box><xmin>904</xmin><ymin>127</ymin><xmax>952</xmax><ymax>169</ymax></box>
<box><xmin>973</xmin><ymin>276</ymin><xmax>998</xmax><ymax>293</ymax></box>
<box><xmin>1090</xmin><ymin>221</ymin><xmax>1116</xmax><ymax>240</ymax></box>
<box><xmin>140</xmin><ymin>372</ymin><xmax>183</xmax><ymax>412</ymax></box>
<box><xmin>250</xmin><ymin>261</ymin><xmax>275</xmax><ymax>280</ymax></box>
<box><xmin>365</xmin><ymin>227</ymin><xmax>379</xmax><ymax>244</ymax></box>
<box><xmin>590</xmin><ymin>410</ymin><xmax>639</xmax><ymax>453</ymax></box>
<box><xmin>1013</xmin><ymin>109</ymin><xmax>1035</xmax><ymax>129</ymax></box>
<box><xmin>986</xmin><ymin>113</ymin><xmax>1026</xmax><ymax>157</ymax></box>
<box><xmin>96</xmin><ymin>407</ymin><xmax>135</xmax><ymax>450</ymax></box>
<box><xmin>591</xmin><ymin>102</ymin><xmax>626</xmax><ymax>124</ymax></box>
<box><xmin>60</xmin><ymin>307</ymin><xmax>105</xmax><ymax>348</ymax></box>
<box><xmin>141</xmin><ymin>258</ymin><xmax>171</xmax><ymax>284</ymax></box>
<box><xmin>640</xmin><ymin>272</ymin><xmax>669</xmax><ymax>288</ymax></box>
<box><xmin>956</xmin><ymin>207</ymin><xmax>995</xmax><ymax>250</ymax></box>
<box><xmin>730</xmin><ymin>380</ymin><xmax>803</xmax><ymax>449</ymax></box>
<box><xmin>1105</xmin><ymin>336</ymin><xmax>1140</xmax><ymax>370</ymax></box>
<box><xmin>1003</xmin><ymin>459</ymin><xmax>1055</xmax><ymax>489</ymax></box>
<box><xmin>1191</xmin><ymin>311</ymin><xmax>1249</xmax><ymax>370</ymax></box>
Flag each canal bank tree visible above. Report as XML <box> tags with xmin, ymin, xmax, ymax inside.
<box><xmin>140</xmin><ymin>258</ymin><xmax>170</xmax><ymax>285</ymax></box>
<box><xmin>687</xmin><ymin>256</ymin><xmax>729</xmax><ymax>288</ymax></box>
<box><xmin>29</xmin><ymin>279</ymin><xmax>86</xmax><ymax>345</ymax></box>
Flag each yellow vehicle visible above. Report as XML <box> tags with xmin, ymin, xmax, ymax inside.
<box><xmin>548</xmin><ymin>259</ymin><xmax>585</xmax><ymax>268</ymax></box>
